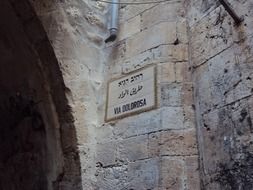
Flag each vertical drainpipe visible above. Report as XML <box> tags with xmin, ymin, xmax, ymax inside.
<box><xmin>105</xmin><ymin>0</ymin><xmax>119</xmax><ymax>43</ymax></box>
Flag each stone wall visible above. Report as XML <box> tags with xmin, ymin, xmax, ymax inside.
<box><xmin>30</xmin><ymin>0</ymin><xmax>201</xmax><ymax>189</ymax></box>
<box><xmin>3</xmin><ymin>0</ymin><xmax>253</xmax><ymax>189</ymax></box>
<box><xmin>92</xmin><ymin>1</ymin><xmax>200</xmax><ymax>189</ymax></box>
<box><xmin>188</xmin><ymin>0</ymin><xmax>253</xmax><ymax>189</ymax></box>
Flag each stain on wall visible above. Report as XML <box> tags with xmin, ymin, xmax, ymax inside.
<box><xmin>188</xmin><ymin>0</ymin><xmax>253</xmax><ymax>189</ymax></box>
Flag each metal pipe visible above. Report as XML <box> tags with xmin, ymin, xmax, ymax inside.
<box><xmin>218</xmin><ymin>0</ymin><xmax>243</xmax><ymax>25</ymax></box>
<box><xmin>105</xmin><ymin>0</ymin><xmax>119</xmax><ymax>43</ymax></box>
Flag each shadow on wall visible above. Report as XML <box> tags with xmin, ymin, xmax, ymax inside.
<box><xmin>0</xmin><ymin>0</ymin><xmax>82</xmax><ymax>189</ymax></box>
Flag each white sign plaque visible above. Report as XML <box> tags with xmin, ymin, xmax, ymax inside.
<box><xmin>105</xmin><ymin>65</ymin><xmax>157</xmax><ymax>121</ymax></box>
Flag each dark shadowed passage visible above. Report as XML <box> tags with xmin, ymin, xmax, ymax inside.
<box><xmin>0</xmin><ymin>0</ymin><xmax>82</xmax><ymax>189</ymax></box>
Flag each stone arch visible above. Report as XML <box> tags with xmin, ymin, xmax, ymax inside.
<box><xmin>0</xmin><ymin>0</ymin><xmax>82</xmax><ymax>189</ymax></box>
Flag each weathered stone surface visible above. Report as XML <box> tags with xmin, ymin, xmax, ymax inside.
<box><xmin>160</xmin><ymin>157</ymin><xmax>184</xmax><ymax>190</ymax></box>
<box><xmin>170</xmin><ymin>44</ymin><xmax>189</xmax><ymax>62</ymax></box>
<box><xmin>126</xmin><ymin>21</ymin><xmax>177</xmax><ymax>57</ymax></box>
<box><xmin>119</xmin><ymin>1</ymin><xmax>155</xmax><ymax>21</ymax></box>
<box><xmin>141</xmin><ymin>2</ymin><xmax>182</xmax><ymax>30</ymax></box>
<box><xmin>118</xmin><ymin>135</ymin><xmax>149</xmax><ymax>162</ymax></box>
<box><xmin>127</xmin><ymin>159</ymin><xmax>160</xmax><ymax>189</ymax></box>
<box><xmin>160</xmin><ymin>129</ymin><xmax>198</xmax><ymax>156</ymax></box>
<box><xmin>187</xmin><ymin>0</ymin><xmax>219</xmax><ymax>27</ymax></box>
<box><xmin>175</xmin><ymin>62</ymin><xmax>186</xmax><ymax>82</ymax></box>
<box><xmin>194</xmin><ymin>64</ymin><xmax>213</xmax><ymax>114</ymax></box>
<box><xmin>112</xmin><ymin>109</ymin><xmax>161</xmax><ymax>138</ymax></box>
<box><xmin>185</xmin><ymin>156</ymin><xmax>201</xmax><ymax>190</ymax></box>
<box><xmin>208</xmin><ymin>45</ymin><xmax>241</xmax><ymax>107</ymax></box>
<box><xmin>161</xmin><ymin>107</ymin><xmax>184</xmax><ymax>129</ymax></box>
<box><xmin>9</xmin><ymin>0</ymin><xmax>204</xmax><ymax>189</ymax></box>
<box><xmin>148</xmin><ymin>133</ymin><xmax>161</xmax><ymax>157</ymax></box>
<box><xmin>118</xmin><ymin>15</ymin><xmax>141</xmax><ymax>41</ymax></box>
<box><xmin>158</xmin><ymin>62</ymin><xmax>176</xmax><ymax>83</ymax></box>
<box><xmin>96</xmin><ymin>141</ymin><xmax>117</xmax><ymax>166</ymax></box>
<box><xmin>177</xmin><ymin>19</ymin><xmax>189</xmax><ymax>44</ymax></box>
<box><xmin>161</xmin><ymin>83</ymin><xmax>182</xmax><ymax>107</ymax></box>
<box><xmin>190</xmin><ymin>6</ymin><xmax>234</xmax><ymax>67</ymax></box>
<box><xmin>189</xmin><ymin>0</ymin><xmax>253</xmax><ymax>188</ymax></box>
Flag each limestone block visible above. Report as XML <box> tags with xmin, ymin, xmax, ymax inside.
<box><xmin>161</xmin><ymin>84</ymin><xmax>182</xmax><ymax>107</ymax></box>
<box><xmin>177</xmin><ymin>19</ymin><xmax>189</xmax><ymax>44</ymax></box>
<box><xmin>127</xmin><ymin>159</ymin><xmax>159</xmax><ymax>189</ymax></box>
<box><xmin>185</xmin><ymin>156</ymin><xmax>201</xmax><ymax>190</ymax></box>
<box><xmin>122</xmin><ymin>45</ymin><xmax>172</xmax><ymax>73</ymax></box>
<box><xmin>175</xmin><ymin>62</ymin><xmax>185</xmax><ymax>82</ymax></box>
<box><xmin>183</xmin><ymin>105</ymin><xmax>196</xmax><ymax>129</ymax></box>
<box><xmin>161</xmin><ymin>107</ymin><xmax>184</xmax><ymax>129</ymax></box>
<box><xmin>95</xmin><ymin>165</ymin><xmax>128</xmax><ymax>189</ymax></box>
<box><xmin>121</xmin><ymin>50</ymin><xmax>154</xmax><ymax>74</ymax></box>
<box><xmin>160</xmin><ymin>157</ymin><xmax>185</xmax><ymax>190</ymax></box>
<box><xmin>160</xmin><ymin>128</ymin><xmax>198</xmax><ymax>156</ymax></box>
<box><xmin>182</xmin><ymin>83</ymin><xmax>194</xmax><ymax>106</ymax></box>
<box><xmin>158</xmin><ymin>63</ymin><xmax>175</xmax><ymax>83</ymax></box>
<box><xmin>118</xmin><ymin>15</ymin><xmax>141</xmax><ymax>41</ymax></box>
<box><xmin>119</xmin><ymin>3</ymin><xmax>155</xmax><ymax>22</ymax></box>
<box><xmin>122</xmin><ymin>43</ymin><xmax>189</xmax><ymax>73</ymax></box>
<box><xmin>96</xmin><ymin>141</ymin><xmax>117</xmax><ymax>166</ymax></box>
<box><xmin>148</xmin><ymin>133</ymin><xmax>161</xmax><ymax>157</ymax></box>
<box><xmin>126</xmin><ymin>21</ymin><xmax>177</xmax><ymax>58</ymax></box>
<box><xmin>141</xmin><ymin>2</ymin><xmax>182</xmax><ymax>30</ymax></box>
<box><xmin>190</xmin><ymin>7</ymin><xmax>234</xmax><ymax>66</ymax></box>
<box><xmin>117</xmin><ymin>135</ymin><xmax>149</xmax><ymax>162</ymax></box>
<box><xmin>152</xmin><ymin>44</ymin><xmax>174</xmax><ymax>62</ymax></box>
<box><xmin>94</xmin><ymin>123</ymin><xmax>114</xmax><ymax>143</ymax></box>
<box><xmin>112</xmin><ymin>109</ymin><xmax>161</xmax><ymax>138</ymax></box>
<box><xmin>169</xmin><ymin>44</ymin><xmax>189</xmax><ymax>62</ymax></box>
<box><xmin>182</xmin><ymin>62</ymin><xmax>192</xmax><ymax>83</ymax></box>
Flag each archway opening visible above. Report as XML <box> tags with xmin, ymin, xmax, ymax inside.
<box><xmin>0</xmin><ymin>0</ymin><xmax>82</xmax><ymax>189</ymax></box>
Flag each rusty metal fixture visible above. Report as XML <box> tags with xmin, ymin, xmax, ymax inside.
<box><xmin>218</xmin><ymin>0</ymin><xmax>243</xmax><ymax>25</ymax></box>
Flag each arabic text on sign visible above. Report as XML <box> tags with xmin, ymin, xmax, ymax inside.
<box><xmin>118</xmin><ymin>85</ymin><xmax>143</xmax><ymax>99</ymax></box>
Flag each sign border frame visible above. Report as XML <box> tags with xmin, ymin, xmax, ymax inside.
<box><xmin>105</xmin><ymin>64</ymin><xmax>158</xmax><ymax>122</ymax></box>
